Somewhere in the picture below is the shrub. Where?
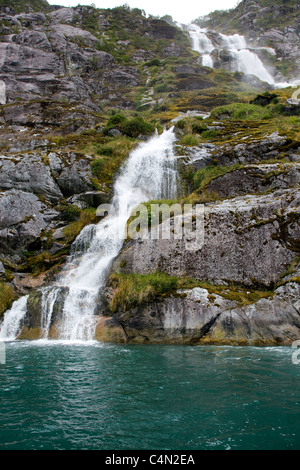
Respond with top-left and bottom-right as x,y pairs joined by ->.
60,205 -> 81,222
145,58 -> 162,67
106,113 -> 127,128
193,164 -> 242,190
250,92 -> 279,107
155,83 -> 168,93
123,117 -> 155,138
192,123 -> 208,134
175,119 -> 185,130
91,158 -> 106,177
210,103 -> 273,121
63,208 -> 98,243
94,146 -> 113,156
108,272 -> 178,312
201,129 -> 220,139
181,135 -> 198,146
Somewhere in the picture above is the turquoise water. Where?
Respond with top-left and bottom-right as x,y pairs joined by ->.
0,341 -> 299,450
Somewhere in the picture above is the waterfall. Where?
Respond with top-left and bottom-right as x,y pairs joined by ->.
0,128 -> 178,342
219,33 -> 275,84
188,24 -> 276,85
188,25 -> 214,68
0,296 -> 29,341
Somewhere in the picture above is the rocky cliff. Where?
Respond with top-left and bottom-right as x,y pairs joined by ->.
0,0 -> 299,345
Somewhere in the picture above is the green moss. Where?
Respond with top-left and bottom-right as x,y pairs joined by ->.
0,282 -> 15,317
193,164 -> 242,191
63,208 -> 98,244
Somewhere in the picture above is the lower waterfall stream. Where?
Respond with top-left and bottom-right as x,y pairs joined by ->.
0,128 -> 178,342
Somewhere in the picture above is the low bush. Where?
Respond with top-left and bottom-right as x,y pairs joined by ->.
145,58 -> 162,67
108,272 -> 178,312
123,117 -> 155,138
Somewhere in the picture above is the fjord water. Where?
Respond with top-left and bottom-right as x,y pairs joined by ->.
1,342 -> 300,450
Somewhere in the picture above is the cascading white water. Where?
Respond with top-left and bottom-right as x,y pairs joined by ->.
188,24 -> 214,68
188,24 -> 276,85
0,296 -> 29,341
0,128 -> 178,342
219,33 -> 275,85
57,128 -> 178,341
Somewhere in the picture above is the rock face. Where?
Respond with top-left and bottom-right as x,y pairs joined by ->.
114,189 -> 299,288
0,189 -> 58,258
95,278 -> 300,346
96,163 -> 300,346
207,163 -> 300,198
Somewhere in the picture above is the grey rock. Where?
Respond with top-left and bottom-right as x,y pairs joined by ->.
52,228 -> 66,241
49,8 -> 75,24
205,283 -> 300,346
11,31 -> 52,52
289,154 -> 300,162
14,13 -> 47,26
0,43 -> 64,75
99,278 -> 300,345
0,261 -> 5,275
67,191 -> 111,209
50,24 -> 99,47
163,43 -> 182,57
115,189 -> 300,288
49,152 -> 95,196
0,153 -> 63,201
0,189 -> 58,256
207,163 -> 300,198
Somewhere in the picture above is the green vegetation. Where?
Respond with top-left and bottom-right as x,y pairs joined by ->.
63,208 -> 98,244
89,136 -> 138,185
108,272 -> 178,312
210,103 -> 274,121
0,0 -> 51,13
0,282 -> 14,317
108,272 -> 275,312
198,0 -> 300,33
59,205 -> 81,222
145,59 -> 162,67
103,113 -> 155,138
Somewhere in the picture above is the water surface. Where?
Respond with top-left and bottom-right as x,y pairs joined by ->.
0,342 -> 299,450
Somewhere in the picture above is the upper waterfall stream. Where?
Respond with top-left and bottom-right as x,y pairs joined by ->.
0,128 -> 178,342
187,24 -> 288,87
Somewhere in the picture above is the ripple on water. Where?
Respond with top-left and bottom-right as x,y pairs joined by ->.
0,342 -> 299,450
